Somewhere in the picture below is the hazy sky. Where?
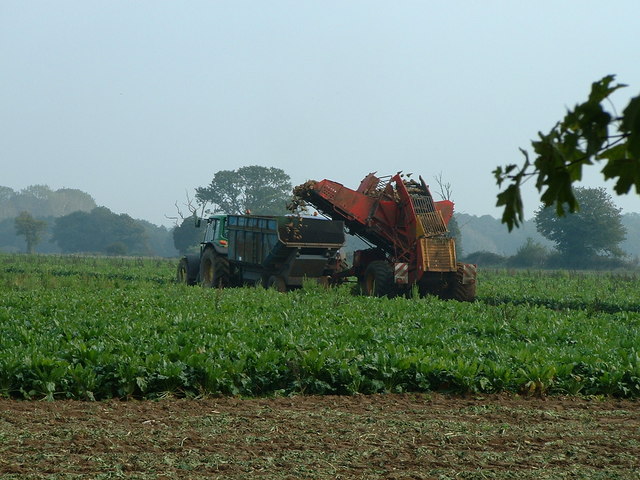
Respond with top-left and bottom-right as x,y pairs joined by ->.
2,1 -> 639,227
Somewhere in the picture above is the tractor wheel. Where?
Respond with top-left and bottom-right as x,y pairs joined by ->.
266,275 -> 287,292
360,261 -> 394,297
199,248 -> 229,288
451,263 -> 477,302
176,255 -> 199,285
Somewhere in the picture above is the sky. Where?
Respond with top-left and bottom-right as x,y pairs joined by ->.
2,1 -> 640,227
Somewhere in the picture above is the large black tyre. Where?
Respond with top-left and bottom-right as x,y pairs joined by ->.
176,254 -> 200,285
266,275 -> 287,292
360,261 -> 394,297
199,248 -> 230,288
451,263 -> 477,302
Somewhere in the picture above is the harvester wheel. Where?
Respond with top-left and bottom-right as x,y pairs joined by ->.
266,275 -> 287,292
452,263 -> 477,302
361,261 -> 394,298
176,255 -> 200,285
199,248 -> 229,288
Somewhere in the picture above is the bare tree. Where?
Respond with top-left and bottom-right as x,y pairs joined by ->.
433,172 -> 453,201
166,191 -> 208,227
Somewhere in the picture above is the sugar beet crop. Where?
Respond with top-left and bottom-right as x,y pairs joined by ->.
1,254 -> 639,400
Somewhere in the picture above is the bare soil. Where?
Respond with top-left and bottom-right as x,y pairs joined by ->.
1,393 -> 639,479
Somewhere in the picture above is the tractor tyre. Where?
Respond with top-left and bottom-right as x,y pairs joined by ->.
360,261 -> 394,298
176,254 -> 200,285
266,275 -> 287,292
199,248 -> 230,288
451,263 -> 477,302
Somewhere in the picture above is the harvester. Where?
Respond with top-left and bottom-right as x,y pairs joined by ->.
292,172 -> 477,301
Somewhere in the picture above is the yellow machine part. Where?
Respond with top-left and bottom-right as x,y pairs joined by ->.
420,237 -> 457,272
411,194 -> 449,239
415,210 -> 449,238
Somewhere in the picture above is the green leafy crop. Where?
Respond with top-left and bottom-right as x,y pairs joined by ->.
1,255 -> 639,400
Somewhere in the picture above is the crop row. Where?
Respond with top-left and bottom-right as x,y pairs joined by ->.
1,254 -> 639,399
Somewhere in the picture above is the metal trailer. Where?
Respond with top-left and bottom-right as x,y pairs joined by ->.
177,214 -> 345,291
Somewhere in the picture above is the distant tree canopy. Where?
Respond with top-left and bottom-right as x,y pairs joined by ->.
51,207 -> 148,255
534,187 -> 626,265
506,238 -> 549,268
137,220 -> 180,258
463,250 -> 507,267
495,75 -> 640,230
14,211 -> 47,254
195,166 -> 293,215
173,216 -> 202,254
0,185 -> 96,221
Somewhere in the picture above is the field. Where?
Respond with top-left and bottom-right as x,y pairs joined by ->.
1,254 -> 639,478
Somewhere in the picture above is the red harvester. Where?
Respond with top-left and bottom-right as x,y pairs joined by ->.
294,172 -> 477,301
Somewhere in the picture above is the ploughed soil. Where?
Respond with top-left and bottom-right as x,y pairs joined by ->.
1,393 -> 638,479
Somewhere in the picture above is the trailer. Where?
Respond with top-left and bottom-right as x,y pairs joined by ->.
177,214 -> 345,291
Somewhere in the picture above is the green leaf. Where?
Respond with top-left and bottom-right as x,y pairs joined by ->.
587,75 -> 625,104
496,185 -> 523,231
622,95 -> 640,158
602,157 -> 640,195
598,143 -> 626,162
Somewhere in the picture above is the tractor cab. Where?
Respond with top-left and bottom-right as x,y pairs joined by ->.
201,215 -> 229,254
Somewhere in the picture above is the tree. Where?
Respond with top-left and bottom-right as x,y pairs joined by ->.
52,207 -> 148,254
463,250 -> 506,266
137,220 -> 180,257
195,166 -> 293,215
0,186 -> 17,221
13,185 -> 54,217
14,211 -> 47,254
0,184 -> 97,221
534,187 -> 626,266
172,216 -> 202,254
507,238 -> 549,268
495,75 -> 640,230
48,188 -> 97,217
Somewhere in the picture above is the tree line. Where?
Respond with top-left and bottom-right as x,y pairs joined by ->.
0,186 -> 176,256
465,188 -> 637,270
2,172 -> 636,270
0,185 -> 96,221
